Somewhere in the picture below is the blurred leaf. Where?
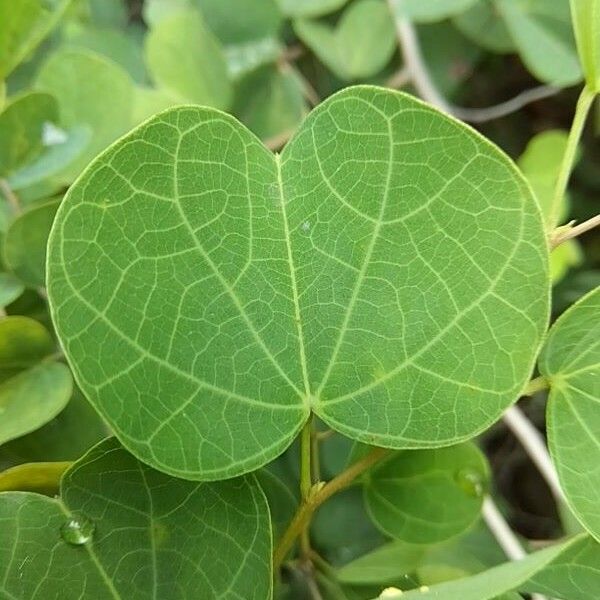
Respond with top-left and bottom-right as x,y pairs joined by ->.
226,37 -> 281,79
337,541 -> 426,584
391,0 -> 480,23
86,0 -> 128,28
496,0 -> 582,85
0,0 -> 72,78
0,273 -> 24,308
294,0 -> 396,80
539,286 -> 600,541
550,239 -> 582,284
4,199 -> 59,287
132,86 -> 180,124
0,316 -> 54,381
553,268 -> 600,314
278,0 -> 349,18
256,468 -> 297,542
62,23 -> 148,83
0,461 -> 70,494
142,0 -> 191,26
233,65 -> 307,141
0,92 -> 59,178
364,444 -> 489,544
0,361 -> 72,445
0,390 -> 107,469
453,0 -> 515,53
570,0 -> 600,92
35,48 -> 134,179
145,9 -> 232,109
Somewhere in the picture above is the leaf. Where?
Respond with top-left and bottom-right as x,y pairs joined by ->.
277,0 -> 349,18
538,286 -> 600,542
0,438 -> 272,599
364,444 -> 489,544
0,461 -> 70,494
496,0 -> 582,85
0,272 -> 24,308
132,86 -> 180,125
294,0 -> 397,81
570,0 -> 600,92
453,0 -> 516,53
390,0 -> 480,23
47,86 -> 549,480
0,316 -> 54,381
256,468 -> 297,542
4,199 -> 60,288
550,239 -> 582,285
382,535 -> 587,599
232,65 -> 307,141
0,0 -> 72,78
145,9 -> 232,109
0,91 -> 59,177
35,48 -> 134,180
0,361 -> 72,445
226,38 -> 282,80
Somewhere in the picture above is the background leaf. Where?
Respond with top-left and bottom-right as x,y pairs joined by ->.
391,0 -> 480,23
570,0 -> 600,92
277,0 -> 349,18
0,438 -> 272,599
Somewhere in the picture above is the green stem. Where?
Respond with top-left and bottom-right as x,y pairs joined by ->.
523,376 -> 548,396
300,416 -> 313,501
549,85 -> 595,229
273,446 -> 390,569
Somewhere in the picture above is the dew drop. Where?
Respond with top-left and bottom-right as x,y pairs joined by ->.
301,221 -> 311,232
60,514 -> 95,545
454,467 -> 486,498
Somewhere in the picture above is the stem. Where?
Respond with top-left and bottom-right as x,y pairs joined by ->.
273,446 -> 390,569
523,376 -> 548,396
549,85 -> 595,229
0,179 -> 21,214
300,417 -> 313,501
551,213 -> 600,248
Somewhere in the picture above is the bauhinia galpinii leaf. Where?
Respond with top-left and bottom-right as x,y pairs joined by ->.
47,86 -> 549,481
0,438 -> 272,599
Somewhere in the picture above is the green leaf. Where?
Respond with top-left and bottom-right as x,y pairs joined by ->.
35,48 -> 134,180
550,239 -> 582,285
496,0 -> 582,85
0,438 -> 272,599
0,361 -> 72,445
233,65 -> 307,141
382,535 -> 587,599
277,0 -> 348,18
47,86 -> 549,480
256,468 -> 297,542
142,0 -> 191,26
0,0 -> 72,78
0,461 -> 70,494
453,0 -> 516,53
4,199 -> 60,287
294,0 -> 397,81
570,0 -> 600,92
145,9 -> 232,109
0,272 -> 24,308
390,0 -> 480,23
132,86 -> 180,125
337,541 -> 426,584
0,316 -> 54,381
364,444 -> 489,544
538,286 -> 600,541
0,91 -> 59,177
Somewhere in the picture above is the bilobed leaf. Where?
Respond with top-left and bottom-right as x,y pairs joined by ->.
453,0 -> 515,53
294,0 -> 397,81
0,0 -> 72,78
390,0 -> 480,23
35,48 -> 134,180
277,0 -> 348,18
4,199 -> 60,287
0,91 -> 59,177
570,0 -> 600,92
47,86 -> 548,480
383,535 -> 590,599
0,272 -> 24,308
539,286 -> 600,542
0,438 -> 272,599
0,361 -> 72,445
364,444 -> 489,544
145,9 -> 232,109
496,0 -> 582,85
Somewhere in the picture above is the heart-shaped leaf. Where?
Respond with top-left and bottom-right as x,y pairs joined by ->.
47,86 -> 548,480
0,438 -> 272,599
364,443 -> 489,544
539,285 -> 600,542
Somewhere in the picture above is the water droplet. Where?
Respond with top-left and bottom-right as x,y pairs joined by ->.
301,221 -> 310,232
60,514 -> 95,545
455,467 -> 486,498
